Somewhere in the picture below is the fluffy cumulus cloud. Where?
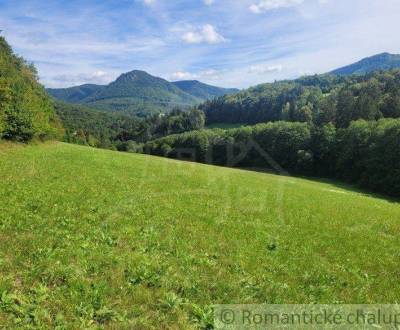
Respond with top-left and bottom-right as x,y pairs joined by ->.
249,0 -> 304,13
182,24 -> 226,44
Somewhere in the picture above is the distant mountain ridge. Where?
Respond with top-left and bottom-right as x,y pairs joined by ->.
172,80 -> 238,99
47,70 -> 238,117
47,84 -> 104,104
330,52 -> 400,75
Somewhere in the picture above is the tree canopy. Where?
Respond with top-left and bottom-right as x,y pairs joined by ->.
200,71 -> 400,128
0,37 -> 60,142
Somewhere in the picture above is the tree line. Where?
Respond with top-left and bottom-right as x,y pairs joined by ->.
0,36 -> 60,142
56,101 -> 205,151
144,119 -> 400,196
200,71 -> 400,128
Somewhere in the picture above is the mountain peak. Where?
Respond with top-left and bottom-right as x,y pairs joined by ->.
331,52 -> 400,75
47,69 -> 238,116
372,52 -> 391,57
116,70 -> 153,82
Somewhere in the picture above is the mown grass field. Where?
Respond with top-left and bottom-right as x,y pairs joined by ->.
0,142 -> 399,329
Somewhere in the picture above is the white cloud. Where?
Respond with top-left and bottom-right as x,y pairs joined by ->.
203,0 -> 215,5
170,71 -> 195,80
248,64 -> 283,74
170,69 -> 220,81
182,24 -> 226,44
2,0 -> 400,90
91,70 -> 108,79
143,0 -> 155,6
249,0 -> 304,14
200,69 -> 220,79
50,70 -> 115,87
182,32 -> 203,44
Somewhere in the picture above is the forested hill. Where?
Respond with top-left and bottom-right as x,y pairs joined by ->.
0,36 -> 59,142
172,80 -> 239,99
47,71 -> 237,117
55,101 -> 205,150
47,84 -> 104,103
331,53 -> 400,75
201,70 -> 400,128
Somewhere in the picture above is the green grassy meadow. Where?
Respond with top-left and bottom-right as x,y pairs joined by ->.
0,142 -> 400,329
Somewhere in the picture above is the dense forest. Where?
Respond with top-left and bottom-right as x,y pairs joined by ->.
0,37 -> 59,142
144,119 -> 400,196
56,101 -> 205,151
200,70 -> 400,128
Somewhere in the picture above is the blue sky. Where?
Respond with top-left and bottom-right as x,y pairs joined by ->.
1,0 -> 399,88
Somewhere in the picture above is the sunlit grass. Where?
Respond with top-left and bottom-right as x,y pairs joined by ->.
0,142 -> 399,328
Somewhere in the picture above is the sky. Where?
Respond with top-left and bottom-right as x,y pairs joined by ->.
0,0 -> 399,89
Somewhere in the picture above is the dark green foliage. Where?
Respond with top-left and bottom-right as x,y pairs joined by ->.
56,102 -> 205,150
331,53 -> 400,75
310,124 -> 336,176
336,119 -> 400,195
315,94 -> 337,125
336,89 -> 355,128
145,119 -> 400,196
145,121 -> 311,172
55,101 -> 143,149
200,75 -> 343,126
336,120 -> 376,182
0,36 -> 59,142
201,70 -> 400,129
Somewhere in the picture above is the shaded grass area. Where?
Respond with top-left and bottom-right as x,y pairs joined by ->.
0,142 -> 400,328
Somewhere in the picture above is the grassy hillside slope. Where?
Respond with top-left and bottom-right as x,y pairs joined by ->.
0,143 -> 399,328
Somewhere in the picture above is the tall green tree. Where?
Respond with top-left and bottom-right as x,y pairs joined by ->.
0,36 -> 59,142
336,89 -> 355,128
